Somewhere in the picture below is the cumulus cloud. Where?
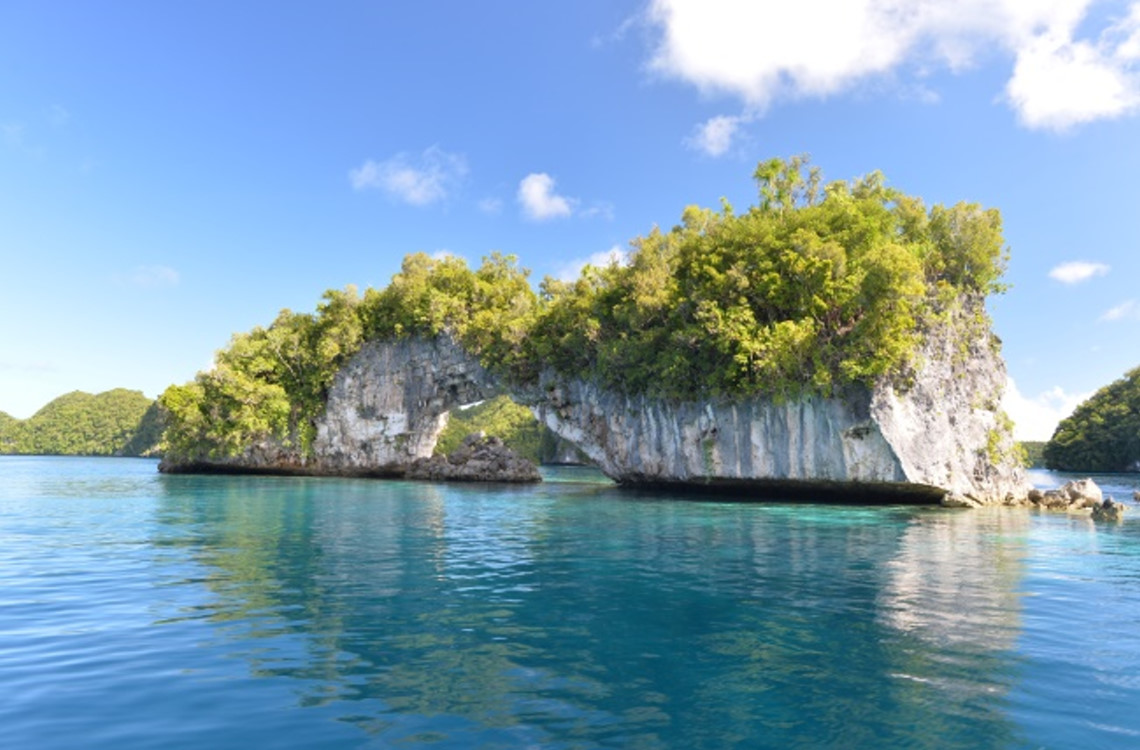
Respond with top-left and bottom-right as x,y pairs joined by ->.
1002,376 -> 1090,441
1048,260 -> 1110,283
518,173 -> 576,220
555,245 -> 630,282
686,114 -> 746,156
349,146 -> 468,206
119,265 -> 180,289
646,0 -> 1140,132
1099,298 -> 1139,321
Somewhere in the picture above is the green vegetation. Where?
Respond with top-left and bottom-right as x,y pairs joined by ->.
1044,366 -> 1140,472
435,396 -> 545,462
160,157 -> 1010,462
434,395 -> 589,464
984,411 -> 1027,468
0,389 -> 161,456
1019,441 -> 1046,468
0,411 -> 19,453
531,156 -> 1006,400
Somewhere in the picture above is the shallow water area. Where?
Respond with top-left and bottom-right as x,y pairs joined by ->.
3,456 -> 1140,748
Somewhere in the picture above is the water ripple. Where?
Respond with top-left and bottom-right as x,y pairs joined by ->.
4,459 -> 1140,747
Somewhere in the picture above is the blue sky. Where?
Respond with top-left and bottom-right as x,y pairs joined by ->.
2,0 -> 1139,439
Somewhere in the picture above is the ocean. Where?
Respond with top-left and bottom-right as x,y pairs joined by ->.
2,456 -> 1139,748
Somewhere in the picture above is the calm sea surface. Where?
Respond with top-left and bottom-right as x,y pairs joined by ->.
3,457 -> 1140,749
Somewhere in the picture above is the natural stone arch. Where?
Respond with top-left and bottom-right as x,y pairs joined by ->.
313,337 -> 504,475
236,327 -> 1027,504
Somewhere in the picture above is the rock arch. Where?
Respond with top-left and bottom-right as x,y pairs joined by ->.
174,333 -> 1028,504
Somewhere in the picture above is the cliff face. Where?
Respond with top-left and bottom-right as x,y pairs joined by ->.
160,337 -> 499,476
163,311 -> 1028,504
518,308 -> 1027,504
313,337 -> 498,473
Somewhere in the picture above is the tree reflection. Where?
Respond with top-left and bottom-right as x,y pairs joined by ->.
154,477 -> 1026,748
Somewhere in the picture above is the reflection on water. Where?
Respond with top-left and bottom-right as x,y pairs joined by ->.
147,477 -> 1031,748
4,459 -> 1140,748
880,509 -> 1028,648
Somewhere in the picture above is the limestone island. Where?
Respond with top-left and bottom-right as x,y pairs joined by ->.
159,158 -> 1036,507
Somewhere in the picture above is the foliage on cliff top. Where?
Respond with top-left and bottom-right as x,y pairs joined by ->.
1044,366 -> 1140,472
159,157 -> 1009,460
160,253 -> 537,461
530,156 -> 1007,399
0,389 -> 161,456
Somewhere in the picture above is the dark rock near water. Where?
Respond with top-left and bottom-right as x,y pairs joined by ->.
406,433 -> 541,483
1024,478 -> 1124,521
1092,497 -> 1126,522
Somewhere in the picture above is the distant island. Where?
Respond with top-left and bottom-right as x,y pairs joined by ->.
1045,366 -> 1140,472
0,389 -> 163,457
155,157 -> 1030,505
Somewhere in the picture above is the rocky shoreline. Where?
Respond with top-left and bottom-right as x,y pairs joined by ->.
406,433 -> 541,483
944,477 -> 1127,520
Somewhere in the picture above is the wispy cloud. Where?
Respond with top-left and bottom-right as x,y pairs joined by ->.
646,0 -> 1140,133
1048,260 -> 1110,284
47,104 -> 70,129
555,245 -> 630,282
1002,376 -> 1091,441
1099,298 -> 1139,321
518,173 -> 576,220
0,359 -> 56,374
349,146 -> 468,206
117,265 -> 180,289
685,114 -> 747,157
478,197 -> 503,215
581,201 -> 616,221
2,123 -> 26,149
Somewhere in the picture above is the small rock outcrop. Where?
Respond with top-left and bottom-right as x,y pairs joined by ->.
1092,498 -> 1127,522
406,433 -> 541,483
1024,479 -> 1124,520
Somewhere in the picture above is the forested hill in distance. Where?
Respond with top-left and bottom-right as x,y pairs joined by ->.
0,389 -> 163,457
1045,365 -> 1140,473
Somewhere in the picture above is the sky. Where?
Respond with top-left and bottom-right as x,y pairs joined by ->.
2,0 -> 1139,440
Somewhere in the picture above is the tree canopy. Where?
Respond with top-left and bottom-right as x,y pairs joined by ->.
1044,366 -> 1140,472
160,158 -> 1011,462
0,389 -> 161,456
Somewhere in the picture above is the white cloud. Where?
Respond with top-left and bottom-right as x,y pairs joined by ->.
686,114 -> 745,156
349,146 -> 468,206
555,245 -> 630,282
646,0 -> 1140,131
518,173 -> 576,220
119,265 -> 180,289
1048,260 -> 1110,283
1099,298 -> 1139,321
1002,376 -> 1090,441
478,197 -> 503,214
1007,32 -> 1138,130
581,201 -> 616,221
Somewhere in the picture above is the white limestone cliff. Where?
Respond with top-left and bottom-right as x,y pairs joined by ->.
162,307 -> 1030,504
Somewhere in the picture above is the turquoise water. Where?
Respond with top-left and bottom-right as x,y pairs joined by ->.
3,457 -> 1140,748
